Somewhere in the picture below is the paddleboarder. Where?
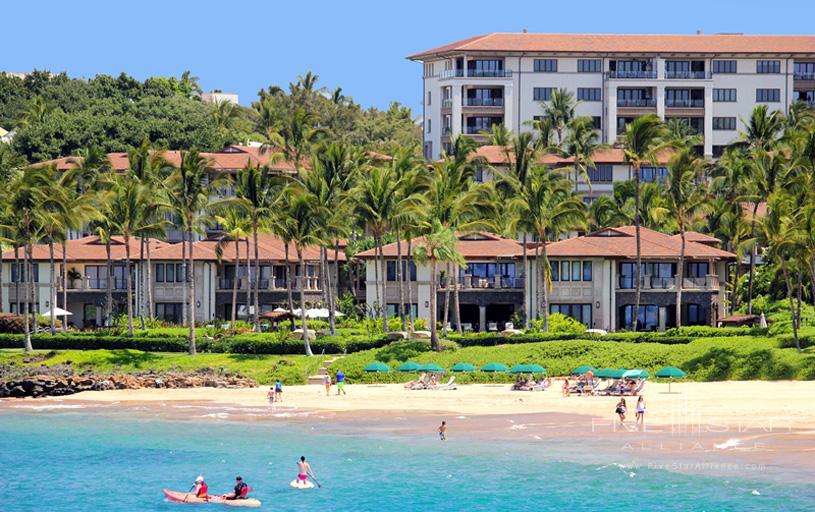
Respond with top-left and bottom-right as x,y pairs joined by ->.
297,456 -> 316,486
439,421 -> 447,441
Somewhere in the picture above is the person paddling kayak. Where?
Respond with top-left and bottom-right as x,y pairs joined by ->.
223,476 -> 250,500
188,475 -> 208,500
297,456 -> 316,485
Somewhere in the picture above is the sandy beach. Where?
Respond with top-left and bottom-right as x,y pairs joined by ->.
42,380 -> 815,431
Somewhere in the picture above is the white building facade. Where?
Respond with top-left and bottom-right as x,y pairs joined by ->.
410,33 -> 815,160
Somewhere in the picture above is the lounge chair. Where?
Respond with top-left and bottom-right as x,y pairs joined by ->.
598,379 -> 619,396
625,379 -> 646,396
431,376 -> 457,391
404,373 -> 428,390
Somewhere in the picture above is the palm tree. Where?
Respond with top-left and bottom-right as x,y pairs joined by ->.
0,143 -> 25,181
214,210 -> 252,332
413,220 -> 465,350
36,167 -> 70,335
540,88 -> 577,145
663,149 -> 709,328
507,166 -> 586,330
232,164 -> 286,330
620,114 -> 669,331
262,107 -> 324,177
164,150 -> 221,354
483,123 -> 512,146
739,105 -> 785,151
561,115 -> 607,191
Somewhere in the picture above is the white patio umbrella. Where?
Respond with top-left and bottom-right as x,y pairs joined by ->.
43,307 -> 72,317
292,308 -> 345,319
759,313 -> 767,328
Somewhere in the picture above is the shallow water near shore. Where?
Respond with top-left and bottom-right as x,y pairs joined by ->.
1,407 -> 814,511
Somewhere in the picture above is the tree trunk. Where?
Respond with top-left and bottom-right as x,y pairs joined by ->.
181,229 -> 187,327
429,257 -> 439,350
245,239 -> 251,323
442,263 -> 450,336
809,255 -> 815,308
372,238 -> 381,322
676,227 -> 686,330
795,269 -> 803,331
146,240 -> 154,320
541,239 -> 550,332
406,238 -> 415,331
0,243 -> 4,313
188,227 -> 196,355
298,247 -> 313,356
48,240 -> 56,335
284,242 -> 295,330
453,264 -> 462,333
138,238 -> 145,329
231,239 -> 239,331
22,241 -> 32,352
534,237 -> 541,320
379,242 -> 388,332
14,247 -> 19,318
125,236 -> 134,337
323,246 -> 336,335
61,235 -> 68,330
746,203 -> 759,315
780,260 -> 799,350
633,162 -> 642,332
522,233 -> 530,329
105,239 -> 112,327
253,222 -> 260,331
330,240 -> 340,335
395,227 -> 406,331
28,241 -> 37,334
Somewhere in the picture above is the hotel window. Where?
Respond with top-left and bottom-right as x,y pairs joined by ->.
550,303 -> 593,327
640,166 -> 669,183
712,60 -> 737,74
386,261 -> 417,282
426,119 -> 431,133
756,88 -> 780,102
577,87 -> 601,101
712,145 -> 727,158
423,63 -> 434,77
10,263 -> 39,283
583,262 -> 592,281
560,261 -> 571,281
155,303 -> 183,324
551,261 -> 592,282
533,59 -> 558,73
467,59 -> 504,77
587,164 -> 613,183
686,262 -> 709,278
591,116 -> 602,130
794,62 -> 815,79
713,88 -> 737,102
386,304 -> 418,318
620,305 -> 659,331
156,263 -> 185,283
577,59 -> 601,73
756,60 -> 780,74
713,117 -> 736,131
533,87 -> 553,101
427,91 -> 431,105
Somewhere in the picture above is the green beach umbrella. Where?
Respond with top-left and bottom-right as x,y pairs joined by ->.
450,362 -> 476,373
510,364 -> 546,374
655,366 -> 687,393
364,362 -> 392,373
397,361 -> 421,372
571,365 -> 596,376
595,368 -> 626,379
480,362 -> 509,373
418,363 -> 445,373
622,369 -> 649,379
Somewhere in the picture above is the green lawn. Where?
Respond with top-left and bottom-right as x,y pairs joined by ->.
328,336 -> 815,383
0,349 -> 325,385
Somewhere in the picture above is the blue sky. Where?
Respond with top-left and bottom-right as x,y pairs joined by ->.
2,0 -> 812,115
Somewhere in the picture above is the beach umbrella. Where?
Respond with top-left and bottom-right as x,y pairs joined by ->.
595,368 -> 626,379
759,313 -> 767,328
450,362 -> 476,372
571,365 -> 595,376
655,366 -> 687,393
510,364 -> 546,374
43,307 -> 72,317
397,361 -> 421,372
364,362 -> 391,373
418,363 -> 444,373
480,362 -> 509,373
622,369 -> 649,379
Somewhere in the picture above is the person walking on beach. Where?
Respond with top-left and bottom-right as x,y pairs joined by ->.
274,380 -> 283,402
615,398 -> 627,425
438,421 -> 447,441
562,378 -> 571,396
335,370 -> 346,395
636,395 -> 646,427
323,374 -> 331,396
297,456 -> 316,485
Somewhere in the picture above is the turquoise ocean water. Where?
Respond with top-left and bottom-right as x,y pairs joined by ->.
1,408 -> 813,511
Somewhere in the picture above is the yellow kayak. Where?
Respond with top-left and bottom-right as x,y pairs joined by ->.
163,489 -> 262,508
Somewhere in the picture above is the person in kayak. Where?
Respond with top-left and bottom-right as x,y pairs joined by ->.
192,476 -> 208,499
223,476 -> 250,500
297,456 -> 315,485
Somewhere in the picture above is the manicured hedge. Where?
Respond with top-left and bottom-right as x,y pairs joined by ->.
446,331 -> 694,346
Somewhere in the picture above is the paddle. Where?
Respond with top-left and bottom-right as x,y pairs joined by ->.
309,476 -> 322,488
182,484 -> 195,503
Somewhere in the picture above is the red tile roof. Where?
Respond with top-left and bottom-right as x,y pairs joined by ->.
150,234 -> 340,263
409,33 -> 815,60
544,226 -> 735,260
472,145 -> 672,166
356,233 -> 524,260
671,231 -> 721,245
1,236 -> 168,263
36,145 -> 299,175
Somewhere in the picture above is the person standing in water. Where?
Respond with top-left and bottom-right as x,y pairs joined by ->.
297,456 -> 316,485
438,421 -> 447,440
615,398 -> 627,426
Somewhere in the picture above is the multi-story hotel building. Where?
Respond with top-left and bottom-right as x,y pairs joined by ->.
410,33 -> 815,160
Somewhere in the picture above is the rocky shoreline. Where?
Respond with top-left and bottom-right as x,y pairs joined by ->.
0,363 -> 258,398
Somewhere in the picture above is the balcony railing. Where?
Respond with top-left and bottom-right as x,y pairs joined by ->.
463,97 -> 504,107
66,277 -> 128,291
463,126 -> 492,135
794,73 -> 815,80
665,71 -> 711,79
441,98 -> 453,109
439,69 -> 512,79
666,99 -> 705,108
439,275 -> 524,290
617,275 -> 719,290
617,98 -> 656,107
607,70 -> 657,79
217,277 -> 294,291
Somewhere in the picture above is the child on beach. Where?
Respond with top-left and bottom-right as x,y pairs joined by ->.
323,374 -> 331,396
562,378 -> 570,396
636,395 -> 646,427
267,387 -> 276,404
615,398 -> 627,425
439,421 -> 447,441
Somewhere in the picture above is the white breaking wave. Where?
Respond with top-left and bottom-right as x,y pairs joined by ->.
714,438 -> 742,450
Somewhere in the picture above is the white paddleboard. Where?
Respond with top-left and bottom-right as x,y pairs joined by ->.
290,479 -> 315,490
